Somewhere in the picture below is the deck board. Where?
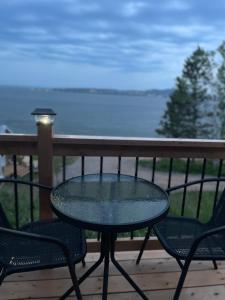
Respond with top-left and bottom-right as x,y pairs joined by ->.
2,250 -> 225,300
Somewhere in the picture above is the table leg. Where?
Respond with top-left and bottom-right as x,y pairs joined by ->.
110,234 -> 149,300
60,233 -> 148,300
60,235 -> 106,300
102,234 -> 110,300
79,234 -> 106,284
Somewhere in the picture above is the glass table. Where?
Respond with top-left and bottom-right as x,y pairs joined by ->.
51,173 -> 169,300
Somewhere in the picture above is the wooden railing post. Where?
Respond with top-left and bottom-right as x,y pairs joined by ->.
32,108 -> 56,220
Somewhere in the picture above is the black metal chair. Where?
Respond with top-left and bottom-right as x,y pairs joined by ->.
0,178 -> 87,300
137,177 -> 225,300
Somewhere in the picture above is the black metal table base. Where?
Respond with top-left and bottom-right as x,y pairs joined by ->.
60,233 -> 148,300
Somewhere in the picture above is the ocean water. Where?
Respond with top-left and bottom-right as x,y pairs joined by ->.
0,87 -> 168,137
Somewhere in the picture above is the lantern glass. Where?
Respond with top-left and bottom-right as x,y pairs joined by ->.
32,108 -> 56,125
34,114 -> 54,125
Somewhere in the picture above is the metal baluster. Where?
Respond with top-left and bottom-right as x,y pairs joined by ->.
118,156 -> 121,175
81,156 -> 85,176
196,158 -> 206,219
213,159 -> 223,212
100,156 -> 103,175
97,156 -> 104,241
13,155 -> 19,229
152,157 -> 156,183
62,156 -> 66,182
29,155 -> 34,222
181,158 -> 190,216
167,158 -> 174,193
135,157 -> 139,178
131,157 -> 139,240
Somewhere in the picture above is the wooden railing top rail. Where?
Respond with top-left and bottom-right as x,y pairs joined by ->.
0,134 -> 37,155
54,134 -> 225,146
53,135 -> 225,158
1,133 -> 225,158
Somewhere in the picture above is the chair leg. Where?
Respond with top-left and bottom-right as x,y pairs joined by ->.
212,260 -> 218,270
0,267 -> 6,286
0,276 -> 4,286
67,262 -> 82,300
81,258 -> 86,267
173,258 -> 192,300
136,227 -> 151,264
131,231 -> 134,239
176,258 -> 184,269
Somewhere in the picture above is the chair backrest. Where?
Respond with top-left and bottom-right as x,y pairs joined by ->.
212,188 -> 225,226
0,203 -> 11,228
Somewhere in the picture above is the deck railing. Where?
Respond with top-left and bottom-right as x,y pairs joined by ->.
1,113 -> 225,251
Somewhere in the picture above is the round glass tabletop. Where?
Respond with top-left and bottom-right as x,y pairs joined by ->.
51,174 -> 169,232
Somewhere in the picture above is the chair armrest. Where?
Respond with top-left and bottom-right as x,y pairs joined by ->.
0,178 -> 51,191
0,226 -> 70,258
193,225 -> 225,248
166,177 -> 225,193
184,225 -> 225,261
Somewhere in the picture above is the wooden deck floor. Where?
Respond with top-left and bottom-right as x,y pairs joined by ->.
2,250 -> 225,300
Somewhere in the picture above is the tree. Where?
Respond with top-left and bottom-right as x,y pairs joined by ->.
156,77 -> 194,137
157,47 -> 215,138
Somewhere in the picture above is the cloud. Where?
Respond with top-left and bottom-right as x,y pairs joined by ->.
152,24 -> 215,38
15,13 -> 39,22
163,0 -> 191,11
122,1 -> 147,17
0,0 -> 225,88
65,1 -> 101,14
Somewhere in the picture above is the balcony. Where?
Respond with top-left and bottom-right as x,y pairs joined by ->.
1,114 -> 225,299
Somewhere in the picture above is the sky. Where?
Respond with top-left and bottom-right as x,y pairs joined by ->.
0,0 -> 225,90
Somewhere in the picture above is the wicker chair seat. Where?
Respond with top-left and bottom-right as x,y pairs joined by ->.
154,216 -> 225,260
0,219 -> 86,274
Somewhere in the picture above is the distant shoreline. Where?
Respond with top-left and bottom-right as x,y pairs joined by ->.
53,87 -> 172,97
0,85 -> 172,97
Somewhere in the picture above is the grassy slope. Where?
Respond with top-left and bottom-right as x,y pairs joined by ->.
139,158 -> 225,176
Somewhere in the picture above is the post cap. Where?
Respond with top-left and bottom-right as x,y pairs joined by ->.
31,108 -> 56,116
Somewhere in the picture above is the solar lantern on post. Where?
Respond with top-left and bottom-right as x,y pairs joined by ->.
32,108 -> 56,219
